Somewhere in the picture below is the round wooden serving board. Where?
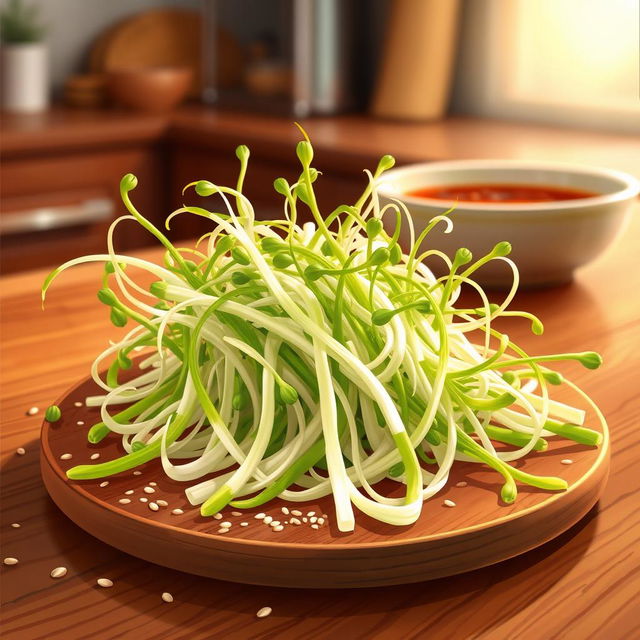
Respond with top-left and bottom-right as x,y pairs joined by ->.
41,373 -> 609,589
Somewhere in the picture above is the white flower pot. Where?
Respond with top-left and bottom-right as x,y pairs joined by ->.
1,43 -> 49,112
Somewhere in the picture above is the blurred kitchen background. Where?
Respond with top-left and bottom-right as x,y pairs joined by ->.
1,0 -> 638,273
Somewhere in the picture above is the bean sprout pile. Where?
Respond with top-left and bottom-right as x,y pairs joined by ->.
43,133 -> 605,532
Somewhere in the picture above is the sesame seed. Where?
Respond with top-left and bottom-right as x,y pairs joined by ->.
561,459 -> 574,465
139,498 -> 148,503
309,516 -> 317,524
133,471 -> 142,476
322,514 -> 328,519
269,521 -> 281,527
60,453 -> 73,460
455,481 -> 468,488
99,481 -> 109,488
27,407 -> 39,416
231,511 -> 242,517
90,453 -> 100,460
74,401 -> 83,407
302,517 -> 308,523
220,521 -> 232,528
156,500 -> 168,507
3,557 -> 18,565
97,578 -> 113,588
290,509 -> 302,517
124,490 -> 134,495
50,567 -> 67,579
16,448 -> 25,456
307,511 -> 315,517
118,498 -> 131,505
11,523 -> 20,528
443,499 -> 456,507
218,527 -> 230,534
311,524 -> 319,530
317,517 -> 325,526
256,606 -> 272,619
143,486 -> 155,494
254,512 -> 266,520
290,517 -> 301,525
171,509 -> 184,515
77,421 -> 85,426
148,502 -> 159,511
281,507 -> 289,515
214,513 -> 223,520
263,516 -> 273,524
272,525 -> 284,532
240,522 -> 249,527
149,482 -> 157,487
162,592 -> 174,603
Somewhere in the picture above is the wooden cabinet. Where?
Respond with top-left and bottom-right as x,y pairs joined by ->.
1,146 -> 166,273
0,109 -> 168,274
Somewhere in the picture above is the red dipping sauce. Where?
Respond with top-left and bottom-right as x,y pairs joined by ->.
407,183 -> 598,203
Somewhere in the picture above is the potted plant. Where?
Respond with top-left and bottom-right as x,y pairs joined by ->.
1,0 -> 48,112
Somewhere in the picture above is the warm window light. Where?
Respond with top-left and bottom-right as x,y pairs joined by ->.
510,0 -> 638,111
453,0 -> 640,132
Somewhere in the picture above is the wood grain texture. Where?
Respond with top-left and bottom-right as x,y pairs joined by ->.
1,223 -> 639,634
39,371 -> 609,588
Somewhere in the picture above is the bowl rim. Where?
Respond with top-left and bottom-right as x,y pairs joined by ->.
377,159 -> 640,212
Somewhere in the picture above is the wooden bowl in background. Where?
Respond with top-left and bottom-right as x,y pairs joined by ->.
106,67 -> 193,113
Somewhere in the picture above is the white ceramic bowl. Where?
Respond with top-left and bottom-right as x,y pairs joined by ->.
378,159 -> 639,287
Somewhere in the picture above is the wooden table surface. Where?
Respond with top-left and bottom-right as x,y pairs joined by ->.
1,210 -> 639,639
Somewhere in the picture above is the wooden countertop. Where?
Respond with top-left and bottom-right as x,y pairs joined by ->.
0,108 -> 169,157
3,104 -> 640,178
1,208 -> 638,638
171,106 -> 640,177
